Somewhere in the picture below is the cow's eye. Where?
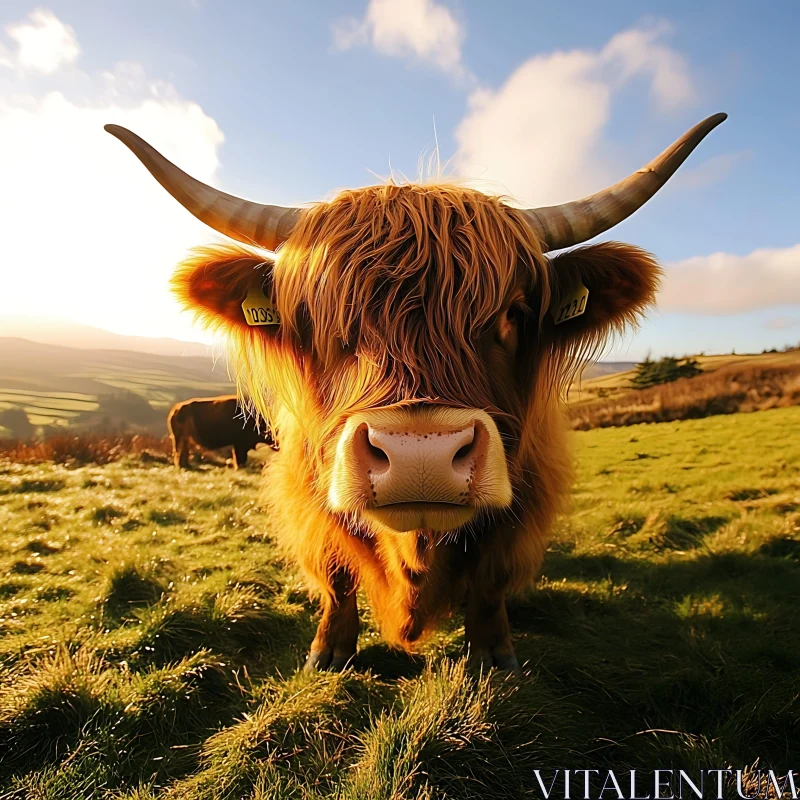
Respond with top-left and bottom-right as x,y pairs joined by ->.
505,303 -> 523,324
497,302 -> 525,348
504,302 -> 529,331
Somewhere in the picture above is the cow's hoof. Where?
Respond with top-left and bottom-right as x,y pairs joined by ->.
469,647 -> 521,675
493,650 -> 521,674
304,648 -> 356,672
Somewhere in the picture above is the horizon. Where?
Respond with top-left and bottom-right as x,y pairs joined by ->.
1,1 -> 798,360
2,314 -> 795,365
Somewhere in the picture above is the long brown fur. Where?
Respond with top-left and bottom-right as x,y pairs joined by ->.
171,181 -> 661,652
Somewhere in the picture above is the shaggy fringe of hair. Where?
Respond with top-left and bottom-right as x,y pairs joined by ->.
275,182 -> 551,410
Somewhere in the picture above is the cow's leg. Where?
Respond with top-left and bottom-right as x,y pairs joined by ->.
176,438 -> 191,469
168,413 -> 182,469
232,445 -> 248,469
464,581 -> 520,674
305,570 -> 359,672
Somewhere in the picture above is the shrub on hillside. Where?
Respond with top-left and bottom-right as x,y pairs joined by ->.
0,408 -> 35,441
630,356 -> 703,389
96,392 -> 161,426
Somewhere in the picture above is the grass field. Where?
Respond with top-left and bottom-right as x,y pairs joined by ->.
0,408 -> 798,798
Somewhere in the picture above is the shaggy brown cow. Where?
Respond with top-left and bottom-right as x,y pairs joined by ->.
107,113 -> 725,671
167,395 -> 273,469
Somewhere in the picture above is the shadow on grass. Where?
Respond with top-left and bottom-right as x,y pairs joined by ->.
504,539 -> 800,766
356,644 -> 428,681
9,479 -> 66,494
0,650 -> 237,791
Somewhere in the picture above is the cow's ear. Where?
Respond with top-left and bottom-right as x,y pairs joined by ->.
171,244 -> 276,334
546,242 -> 661,347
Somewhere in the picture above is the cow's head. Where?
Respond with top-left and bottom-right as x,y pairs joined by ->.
106,114 -> 725,534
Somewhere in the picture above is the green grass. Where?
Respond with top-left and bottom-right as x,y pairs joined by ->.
0,407 -> 798,797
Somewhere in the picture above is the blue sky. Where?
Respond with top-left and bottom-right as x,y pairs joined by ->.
1,0 -> 798,359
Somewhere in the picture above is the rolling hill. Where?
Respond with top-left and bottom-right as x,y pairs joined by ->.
569,348 -> 800,406
0,337 -> 233,437
0,317 -> 213,358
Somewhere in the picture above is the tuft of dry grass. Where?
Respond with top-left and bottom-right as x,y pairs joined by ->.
570,362 -> 800,430
0,433 -> 173,465
102,560 -> 167,620
340,661 -> 513,800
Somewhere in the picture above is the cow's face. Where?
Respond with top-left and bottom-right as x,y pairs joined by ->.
172,185 -> 660,534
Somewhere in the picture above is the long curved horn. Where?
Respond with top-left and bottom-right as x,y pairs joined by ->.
524,113 -> 727,252
104,124 -> 301,251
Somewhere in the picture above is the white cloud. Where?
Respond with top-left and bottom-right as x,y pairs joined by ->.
3,9 -> 80,74
659,244 -> 800,314
0,10 -> 224,343
455,51 -> 612,205
765,317 -> 799,331
333,0 -> 470,80
601,22 -> 696,112
454,22 -> 698,206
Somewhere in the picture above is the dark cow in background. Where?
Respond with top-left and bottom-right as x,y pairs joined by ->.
167,395 -> 273,469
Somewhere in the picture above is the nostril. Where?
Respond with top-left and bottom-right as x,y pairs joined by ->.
451,426 -> 477,466
366,436 -> 390,466
454,442 -> 473,461
352,424 -> 391,473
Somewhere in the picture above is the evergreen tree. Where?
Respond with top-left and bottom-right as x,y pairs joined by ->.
630,356 -> 703,389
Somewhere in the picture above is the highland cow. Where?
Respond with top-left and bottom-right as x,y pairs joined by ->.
106,113 -> 726,671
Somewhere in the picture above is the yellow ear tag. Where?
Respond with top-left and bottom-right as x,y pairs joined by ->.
552,281 -> 589,325
241,284 -> 281,327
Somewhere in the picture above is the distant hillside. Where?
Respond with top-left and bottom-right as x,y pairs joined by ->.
0,316 -> 212,358
570,353 -> 800,429
579,361 -> 637,381
0,337 -> 233,438
570,349 -> 800,407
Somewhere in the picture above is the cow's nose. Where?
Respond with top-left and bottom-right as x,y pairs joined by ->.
351,420 -> 486,506
329,406 -> 512,529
